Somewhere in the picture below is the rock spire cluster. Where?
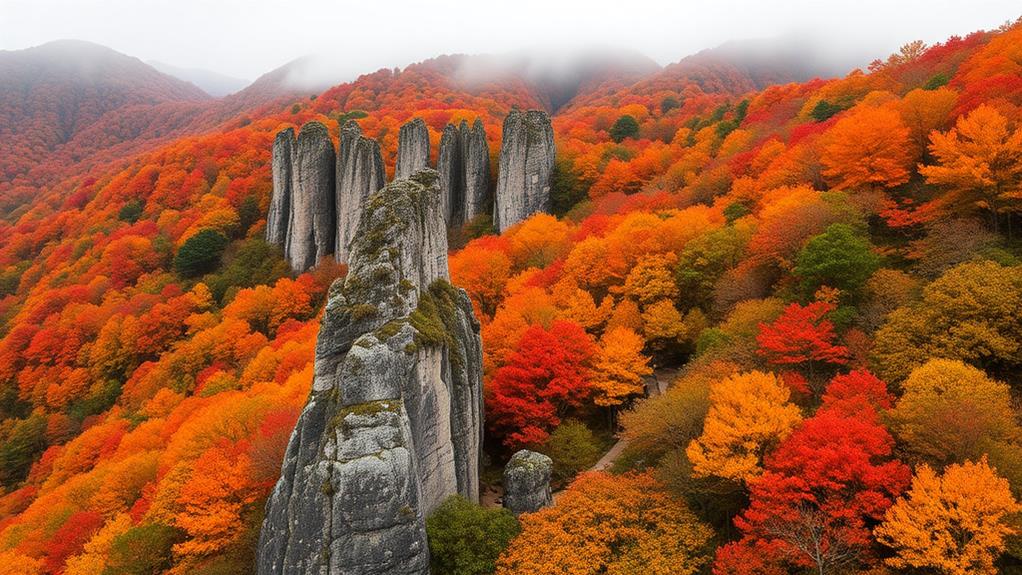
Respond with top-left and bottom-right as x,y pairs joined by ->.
267,111 -> 555,272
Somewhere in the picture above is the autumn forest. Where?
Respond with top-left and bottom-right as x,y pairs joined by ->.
3,10 -> 1022,575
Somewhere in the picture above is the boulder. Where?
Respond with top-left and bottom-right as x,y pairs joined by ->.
502,450 -> 553,516
258,169 -> 484,575
493,109 -> 555,232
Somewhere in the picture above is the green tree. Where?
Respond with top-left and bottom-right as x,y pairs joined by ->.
538,420 -> 602,485
794,223 -> 880,298
426,496 -> 520,575
610,115 -> 640,143
117,199 -> 144,223
174,229 -> 229,278
0,412 -> 47,487
810,100 -> 844,122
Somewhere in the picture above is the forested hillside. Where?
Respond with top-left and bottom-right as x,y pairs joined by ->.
1,18 -> 1022,574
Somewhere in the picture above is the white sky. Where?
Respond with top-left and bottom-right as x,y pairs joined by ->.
1,0 -> 1019,82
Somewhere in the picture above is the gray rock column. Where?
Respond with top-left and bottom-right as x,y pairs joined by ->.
462,118 -> 492,224
266,128 -> 295,248
285,121 -> 335,273
394,118 -> 430,181
335,120 -> 385,263
437,119 -> 491,227
493,109 -> 555,232
502,450 -> 553,516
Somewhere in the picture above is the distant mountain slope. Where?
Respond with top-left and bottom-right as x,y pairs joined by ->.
149,60 -> 250,97
562,36 -> 861,111
0,40 -> 209,171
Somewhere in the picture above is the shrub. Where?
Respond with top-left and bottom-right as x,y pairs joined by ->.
426,496 -> 520,575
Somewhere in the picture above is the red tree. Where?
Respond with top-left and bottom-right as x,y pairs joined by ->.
714,376 -> 910,574
757,302 -> 850,381
486,320 -> 595,448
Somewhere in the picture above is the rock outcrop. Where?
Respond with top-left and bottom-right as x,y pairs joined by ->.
502,450 -> 553,516
394,118 -> 430,181
437,119 -> 491,227
266,128 -> 295,248
493,109 -> 555,232
284,121 -> 336,273
335,120 -> 385,263
258,169 -> 484,575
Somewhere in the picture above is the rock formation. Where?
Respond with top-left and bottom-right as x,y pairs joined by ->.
394,118 -> 430,181
502,450 -> 553,516
493,109 -> 555,232
437,119 -> 491,227
266,128 -> 294,248
258,169 -> 484,575
284,121 -> 336,273
335,120 -> 385,263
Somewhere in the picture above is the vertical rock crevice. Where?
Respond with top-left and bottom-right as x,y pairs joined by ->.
493,109 -> 555,232
258,169 -> 484,575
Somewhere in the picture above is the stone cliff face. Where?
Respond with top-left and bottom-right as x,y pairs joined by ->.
493,109 -> 555,232
266,128 -> 295,248
394,118 -> 430,181
285,122 -> 336,273
437,119 -> 491,227
335,121 -> 385,264
258,169 -> 484,575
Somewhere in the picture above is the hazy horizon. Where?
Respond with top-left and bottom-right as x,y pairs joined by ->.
1,0 -> 1020,86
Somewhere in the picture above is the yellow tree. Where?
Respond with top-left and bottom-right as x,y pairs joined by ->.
821,105 -> 915,190
686,371 -> 802,483
920,104 -> 1022,232
875,459 -> 1021,575
590,327 -> 652,407
495,472 -> 712,575
623,253 -> 679,306
641,299 -> 685,348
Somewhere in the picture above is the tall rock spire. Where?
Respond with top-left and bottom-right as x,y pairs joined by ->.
462,118 -> 492,224
493,109 -> 555,232
335,120 -> 385,263
266,127 -> 295,248
437,118 -> 491,227
258,169 -> 484,575
394,118 -> 430,181
284,121 -> 335,272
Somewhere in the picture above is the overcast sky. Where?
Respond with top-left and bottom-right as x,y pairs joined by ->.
1,0 -> 1019,82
